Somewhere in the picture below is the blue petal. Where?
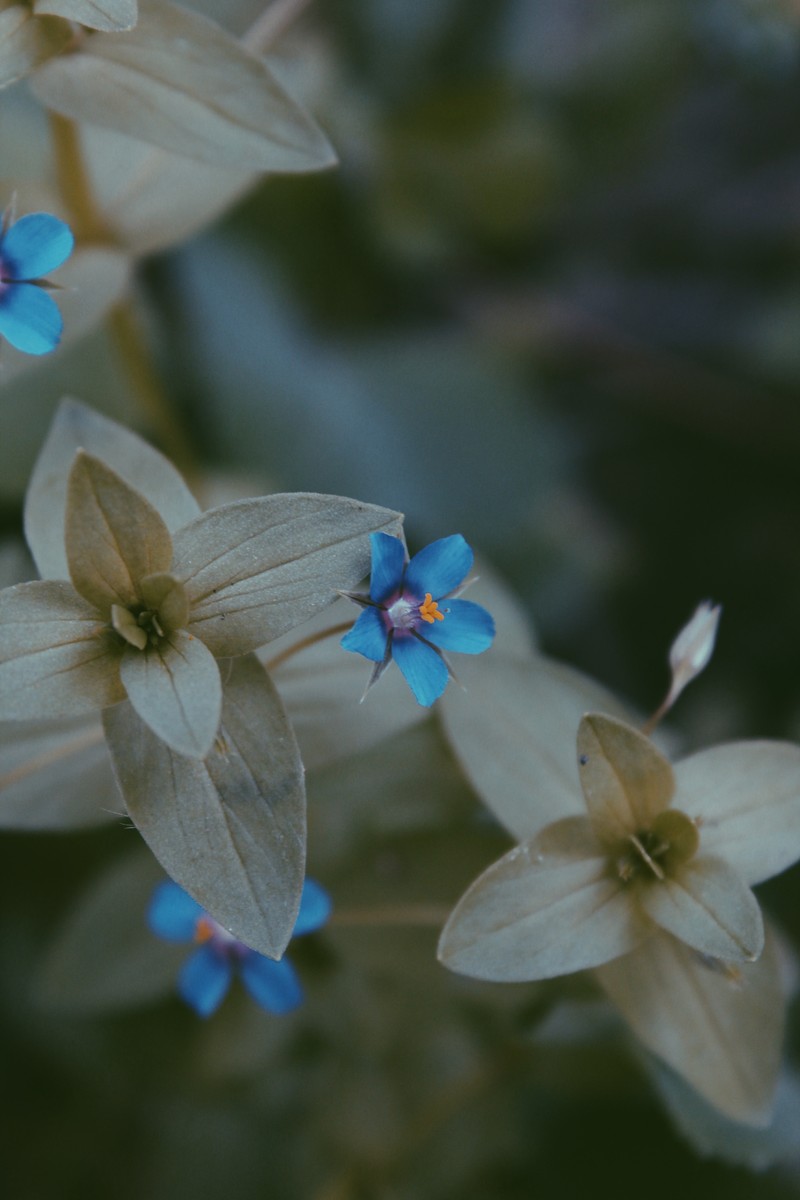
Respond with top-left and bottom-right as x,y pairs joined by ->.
404,535 -> 473,601
148,880 -> 204,942
392,634 -> 449,706
293,878 -> 332,936
419,599 -> 495,654
1,213 -> 74,279
178,944 -> 233,1017
341,606 -> 388,662
0,283 -> 63,354
240,951 -> 303,1014
369,532 -> 406,603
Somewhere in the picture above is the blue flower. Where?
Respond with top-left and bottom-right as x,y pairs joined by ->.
148,878 -> 331,1018
341,532 -> 495,706
0,210 -> 74,355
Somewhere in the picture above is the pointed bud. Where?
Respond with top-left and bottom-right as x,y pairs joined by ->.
666,600 -> 721,708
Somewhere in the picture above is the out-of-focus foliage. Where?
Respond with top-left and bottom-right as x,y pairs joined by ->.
4,0 -> 800,1197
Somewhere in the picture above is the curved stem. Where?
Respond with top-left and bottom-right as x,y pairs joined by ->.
106,300 -> 198,478
48,112 -> 110,244
264,620 -> 354,671
244,0 -> 314,53
330,904 -> 452,928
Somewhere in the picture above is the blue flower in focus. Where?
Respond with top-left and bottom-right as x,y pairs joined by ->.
0,209 -> 74,355
148,878 -> 331,1018
341,532 -> 495,706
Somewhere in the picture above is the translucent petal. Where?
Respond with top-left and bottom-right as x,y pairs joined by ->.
1,213 -> 73,279
293,878 -> 332,936
404,535 -> 473,601
577,714 -> 674,844
178,944 -> 232,1018
0,580 -> 124,719
639,855 -> 764,962
147,879 -> 203,942
596,927 -> 785,1124
392,634 -> 449,706
0,282 -> 62,354
120,630 -> 222,760
439,816 -> 648,981
368,531 -> 406,602
340,607 -> 388,663
420,598 -> 495,654
239,952 -> 303,1014
674,741 -> 800,886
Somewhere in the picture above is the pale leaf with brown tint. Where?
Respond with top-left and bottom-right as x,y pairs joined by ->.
0,5 -> 70,89
577,713 -> 675,844
65,452 -> 173,612
25,398 -> 199,582
103,654 -> 305,960
674,741 -> 800,886
30,0 -> 337,171
0,714 -> 116,830
173,494 -> 404,657
596,928 -> 785,1125
78,122 -> 258,257
440,654 -> 629,844
33,0 -> 136,32
638,854 -> 764,962
0,580 -> 123,718
438,815 -> 649,982
119,629 -> 221,759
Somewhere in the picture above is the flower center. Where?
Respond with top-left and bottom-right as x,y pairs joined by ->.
418,593 -> 444,624
193,913 -> 243,955
110,574 -> 189,651
613,808 -> 699,884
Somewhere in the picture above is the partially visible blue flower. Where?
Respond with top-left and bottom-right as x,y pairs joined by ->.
341,532 -> 495,706
0,209 -> 74,355
148,878 -> 331,1018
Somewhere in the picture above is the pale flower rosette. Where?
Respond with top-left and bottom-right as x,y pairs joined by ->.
438,657 -> 800,1124
0,399 -> 402,958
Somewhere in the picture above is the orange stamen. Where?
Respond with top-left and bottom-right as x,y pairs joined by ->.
194,916 -> 214,944
419,593 -> 444,624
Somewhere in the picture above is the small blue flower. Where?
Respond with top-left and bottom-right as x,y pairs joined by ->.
341,532 -> 495,706
148,878 -> 331,1018
0,209 -> 74,355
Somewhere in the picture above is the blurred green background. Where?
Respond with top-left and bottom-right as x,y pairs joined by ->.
3,0 -> 800,1195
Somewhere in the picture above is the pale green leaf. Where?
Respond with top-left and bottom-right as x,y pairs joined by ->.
0,579 -> 123,719
438,816 -> 648,982
0,5 -> 70,89
440,654 -> 630,844
120,629 -> 221,759
173,494 -> 403,657
30,0 -> 337,171
577,714 -> 675,845
37,850 -> 183,1013
33,0 -> 137,33
25,398 -> 200,582
674,740 -> 800,886
596,927 -> 785,1124
639,855 -> 763,962
65,451 -> 173,612
103,654 -> 305,958
0,714 -> 117,830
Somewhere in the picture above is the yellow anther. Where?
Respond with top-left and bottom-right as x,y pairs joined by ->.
194,916 -> 214,944
419,593 -> 445,624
